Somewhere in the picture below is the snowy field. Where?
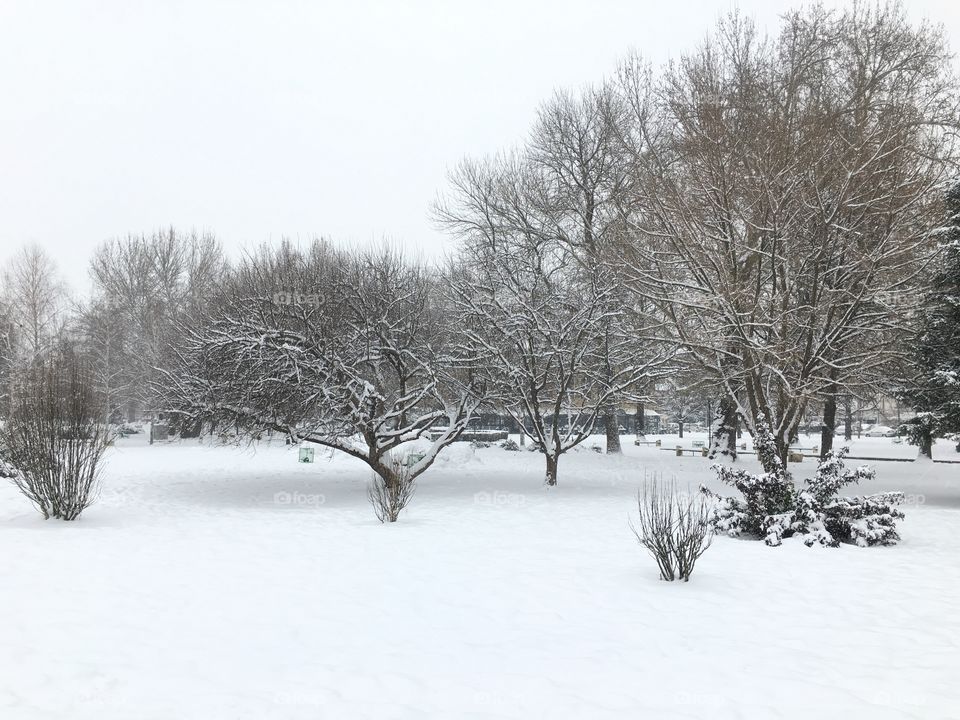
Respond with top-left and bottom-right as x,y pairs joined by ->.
2,433 -> 959,719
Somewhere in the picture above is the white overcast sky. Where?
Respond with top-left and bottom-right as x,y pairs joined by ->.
2,0 -> 958,294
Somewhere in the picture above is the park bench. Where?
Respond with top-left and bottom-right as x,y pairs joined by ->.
668,446 -> 709,457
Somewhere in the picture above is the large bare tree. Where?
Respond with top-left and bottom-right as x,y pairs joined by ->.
440,155 -> 669,484
612,4 -> 960,468
529,86 -> 636,453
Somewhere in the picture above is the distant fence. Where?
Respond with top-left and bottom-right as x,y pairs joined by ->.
427,429 -> 509,443
656,446 -> 959,464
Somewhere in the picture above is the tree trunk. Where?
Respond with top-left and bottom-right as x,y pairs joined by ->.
843,400 -> 853,441
918,428 -> 933,459
773,433 -> 790,470
381,467 -> 400,491
820,391 -> 837,459
709,396 -> 738,460
545,453 -> 558,486
370,457 -> 400,490
636,402 -> 645,436
678,421 -> 684,439
604,407 -> 621,454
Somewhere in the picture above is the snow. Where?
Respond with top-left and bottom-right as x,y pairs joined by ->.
2,433 -> 959,719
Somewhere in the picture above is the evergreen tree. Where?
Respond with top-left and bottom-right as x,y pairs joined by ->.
902,180 -> 960,454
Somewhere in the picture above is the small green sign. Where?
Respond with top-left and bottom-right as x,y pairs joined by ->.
406,452 -> 426,467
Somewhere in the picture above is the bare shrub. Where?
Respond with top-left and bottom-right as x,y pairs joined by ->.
630,474 -> 713,581
367,453 -> 416,523
2,354 -> 110,520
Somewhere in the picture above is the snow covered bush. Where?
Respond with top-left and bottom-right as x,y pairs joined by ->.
1,355 -> 110,520
792,449 -> 904,547
702,423 -> 905,548
367,453 -> 416,523
630,474 -> 713,581
499,438 -> 520,452
705,419 -> 795,545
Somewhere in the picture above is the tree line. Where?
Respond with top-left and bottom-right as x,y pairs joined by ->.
1,2 -> 958,491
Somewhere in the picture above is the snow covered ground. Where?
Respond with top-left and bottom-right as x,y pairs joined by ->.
2,433 -> 959,719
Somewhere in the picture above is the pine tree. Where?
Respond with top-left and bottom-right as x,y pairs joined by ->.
902,180 -> 960,454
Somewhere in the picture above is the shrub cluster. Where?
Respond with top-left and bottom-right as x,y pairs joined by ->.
702,426 -> 904,548
2,357 -> 110,521
631,474 -> 713,581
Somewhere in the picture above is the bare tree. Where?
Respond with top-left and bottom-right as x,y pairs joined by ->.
440,156 -> 669,485
656,380 -> 700,439
71,296 -> 131,424
613,5 -> 960,470
1,244 -> 67,360
159,240 -> 483,490
530,87 -> 635,453
0,298 -> 16,417
2,350 -> 109,520
86,228 -> 227,420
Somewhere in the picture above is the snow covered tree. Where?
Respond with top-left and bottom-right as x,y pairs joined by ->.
901,412 -> 937,459
900,179 -> 960,454
438,84 -> 646,455
159,241 -> 483,490
440,155 -> 668,485
529,86 -> 634,454
613,5 -> 960,471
